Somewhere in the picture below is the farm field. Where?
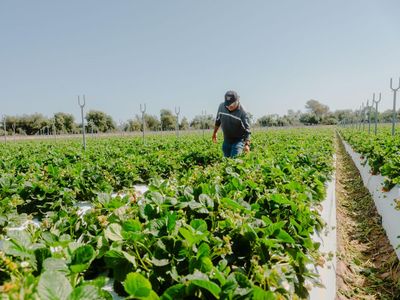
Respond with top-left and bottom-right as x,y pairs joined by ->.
340,127 -> 400,190
335,130 -> 400,299
0,128 -> 337,299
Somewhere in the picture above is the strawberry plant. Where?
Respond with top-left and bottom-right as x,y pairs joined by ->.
0,129 -> 334,299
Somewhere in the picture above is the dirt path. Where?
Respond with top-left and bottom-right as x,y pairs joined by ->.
335,134 -> 400,299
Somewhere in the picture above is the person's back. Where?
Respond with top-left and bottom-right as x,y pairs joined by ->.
212,91 -> 251,157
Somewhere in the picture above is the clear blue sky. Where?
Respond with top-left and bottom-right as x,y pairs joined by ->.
1,0 -> 400,122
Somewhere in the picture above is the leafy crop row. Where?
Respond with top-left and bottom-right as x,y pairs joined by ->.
0,129 -> 334,299
0,136 -> 220,216
340,128 -> 400,189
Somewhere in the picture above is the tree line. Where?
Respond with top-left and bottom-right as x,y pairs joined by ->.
0,109 -> 216,135
2,99 -> 396,135
256,99 -> 399,127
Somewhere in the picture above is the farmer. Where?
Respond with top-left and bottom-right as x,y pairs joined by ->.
212,90 -> 251,157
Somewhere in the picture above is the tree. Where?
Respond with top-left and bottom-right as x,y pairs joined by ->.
5,116 -> 17,134
105,115 -> 116,132
124,118 -> 141,132
286,110 -> 302,125
54,112 -> 76,133
380,109 -> 394,123
2,114 -> 55,135
321,113 -> 338,125
160,109 -> 176,131
190,114 -> 214,129
305,100 -> 329,118
247,112 -> 255,125
299,113 -> 319,125
332,109 -> 352,122
144,114 -> 160,131
257,114 -> 278,127
19,113 -> 50,135
86,110 -> 116,133
257,114 -> 293,127
180,117 -> 189,130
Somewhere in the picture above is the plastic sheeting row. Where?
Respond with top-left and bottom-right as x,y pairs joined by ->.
309,156 -> 337,300
341,137 -> 400,260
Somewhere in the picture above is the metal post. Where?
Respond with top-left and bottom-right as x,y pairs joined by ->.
373,93 -> 381,135
367,99 -> 372,134
175,106 -> 180,138
390,78 -> 400,136
140,104 -> 146,144
361,102 -> 365,131
78,95 -> 86,150
53,123 -> 56,140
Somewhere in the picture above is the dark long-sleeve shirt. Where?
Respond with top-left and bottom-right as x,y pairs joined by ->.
215,103 -> 251,143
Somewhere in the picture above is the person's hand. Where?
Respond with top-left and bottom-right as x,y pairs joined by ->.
244,144 -> 250,153
212,134 -> 217,143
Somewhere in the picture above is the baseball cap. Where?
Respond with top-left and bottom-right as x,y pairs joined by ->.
224,90 -> 239,106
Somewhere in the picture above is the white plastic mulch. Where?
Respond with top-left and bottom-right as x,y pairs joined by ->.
309,155 -> 337,300
341,138 -> 400,260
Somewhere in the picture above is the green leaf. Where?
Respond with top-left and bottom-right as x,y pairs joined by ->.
197,243 -> 210,258
34,247 -> 52,273
252,287 -> 276,300
199,257 -> 213,272
220,197 -> 244,211
190,279 -> 221,299
277,229 -> 295,244
166,212 -> 177,233
149,192 -> 164,205
43,258 -> 69,273
160,284 -> 186,300
190,219 -> 207,232
104,223 -> 123,241
198,194 -> 214,209
104,250 -> 135,281
2,231 -> 32,259
123,251 -> 138,267
179,227 -> 195,246
151,257 -> 170,267
123,272 -> 156,299
69,245 -> 95,273
37,271 -> 73,300
146,291 -> 160,300
123,219 -> 142,232
68,285 -> 103,300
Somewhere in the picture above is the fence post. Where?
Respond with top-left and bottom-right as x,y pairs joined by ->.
175,106 -> 180,138
78,95 -> 86,150
390,78 -> 400,136
373,93 -> 381,135
367,99 -> 373,134
361,102 -> 365,131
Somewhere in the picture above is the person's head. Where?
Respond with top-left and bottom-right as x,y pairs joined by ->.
224,90 -> 240,111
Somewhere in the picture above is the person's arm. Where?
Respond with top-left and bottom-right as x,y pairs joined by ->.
212,124 -> 220,143
241,111 -> 251,152
212,105 -> 222,143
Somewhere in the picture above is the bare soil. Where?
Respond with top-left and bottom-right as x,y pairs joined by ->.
336,134 -> 400,299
